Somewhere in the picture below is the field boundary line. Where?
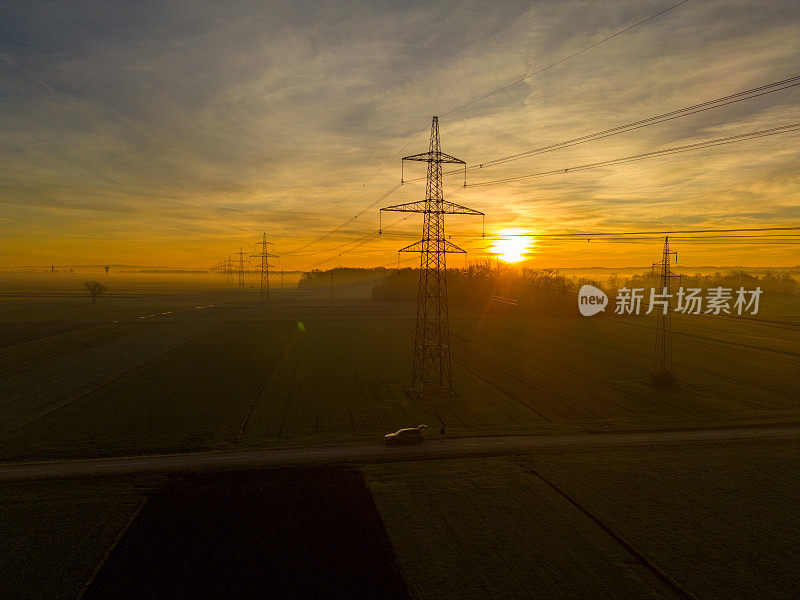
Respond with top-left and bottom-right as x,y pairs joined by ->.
521,463 -> 697,600
3,323 -> 222,438
237,330 -> 297,443
0,321 -> 109,350
77,499 -> 146,599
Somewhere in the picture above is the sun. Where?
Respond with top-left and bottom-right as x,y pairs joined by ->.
489,229 -> 533,263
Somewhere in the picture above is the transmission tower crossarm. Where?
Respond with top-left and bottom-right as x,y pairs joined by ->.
398,239 -> 467,254
402,151 -> 466,164
381,200 -> 483,215
440,200 -> 483,215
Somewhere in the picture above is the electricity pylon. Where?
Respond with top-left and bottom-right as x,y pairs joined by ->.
234,247 -> 248,291
651,235 -> 680,387
251,233 -> 278,301
380,116 -> 483,397
224,254 -> 234,284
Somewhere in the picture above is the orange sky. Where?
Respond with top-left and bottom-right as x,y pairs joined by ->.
1,1 -> 798,270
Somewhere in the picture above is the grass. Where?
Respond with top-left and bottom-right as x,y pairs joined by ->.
0,321 -> 216,435
1,287 -> 797,460
523,440 -> 800,600
363,440 -> 798,599
1,321 -> 295,460
0,476 -> 143,600
363,456 -> 679,599
241,318 -> 549,447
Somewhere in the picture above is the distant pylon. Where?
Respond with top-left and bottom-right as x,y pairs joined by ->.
224,254 -> 234,284
380,116 -> 483,397
234,247 -> 248,290
651,235 -> 680,387
251,233 -> 278,301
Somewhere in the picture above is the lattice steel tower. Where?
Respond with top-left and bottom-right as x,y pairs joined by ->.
251,233 -> 278,301
234,247 -> 247,291
381,116 -> 483,397
651,235 -> 680,387
225,254 -> 234,284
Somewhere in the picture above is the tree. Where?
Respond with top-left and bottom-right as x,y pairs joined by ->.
83,280 -> 106,303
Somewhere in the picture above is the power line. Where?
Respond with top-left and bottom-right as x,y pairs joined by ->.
424,76 -> 800,179
346,76 -> 799,258
281,3 -> 691,257
287,79 -> 796,256
468,123 -> 800,187
282,183 -> 402,256
440,0 -> 692,117
481,226 -> 800,238
294,214 -> 413,271
287,182 -> 466,267
520,237 -> 800,245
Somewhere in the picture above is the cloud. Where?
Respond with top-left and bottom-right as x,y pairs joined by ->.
1,0 -> 798,267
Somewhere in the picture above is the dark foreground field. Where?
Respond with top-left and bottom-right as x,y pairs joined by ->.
365,440 -> 799,600
1,280 -> 798,461
1,275 -> 798,599
84,467 -> 408,599
1,439 -> 795,599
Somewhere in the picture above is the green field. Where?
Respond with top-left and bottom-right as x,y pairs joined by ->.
0,476 -> 144,600
1,277 -> 798,460
1,274 -> 798,597
3,441 -> 795,599
363,440 -> 798,600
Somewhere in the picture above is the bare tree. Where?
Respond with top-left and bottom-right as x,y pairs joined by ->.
83,281 -> 106,303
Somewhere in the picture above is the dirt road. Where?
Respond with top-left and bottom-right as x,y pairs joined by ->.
1,424 -> 797,481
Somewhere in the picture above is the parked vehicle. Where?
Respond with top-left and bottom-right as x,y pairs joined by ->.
384,425 -> 426,445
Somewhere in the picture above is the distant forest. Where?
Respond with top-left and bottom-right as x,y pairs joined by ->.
372,262 -> 589,311
370,261 -> 798,308
298,267 -> 392,289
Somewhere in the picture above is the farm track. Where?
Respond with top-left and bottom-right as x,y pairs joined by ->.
2,424 -> 796,481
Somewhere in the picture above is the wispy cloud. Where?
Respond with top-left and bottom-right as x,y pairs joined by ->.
1,0 -> 798,268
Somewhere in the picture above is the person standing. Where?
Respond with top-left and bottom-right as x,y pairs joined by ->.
440,425 -> 446,442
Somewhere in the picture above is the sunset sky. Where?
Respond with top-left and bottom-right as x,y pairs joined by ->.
2,0 -> 798,270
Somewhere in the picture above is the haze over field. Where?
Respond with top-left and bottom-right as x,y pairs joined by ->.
2,4 -> 799,599
2,0 -> 799,270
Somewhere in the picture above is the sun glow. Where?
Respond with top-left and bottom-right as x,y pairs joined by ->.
489,229 -> 534,263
